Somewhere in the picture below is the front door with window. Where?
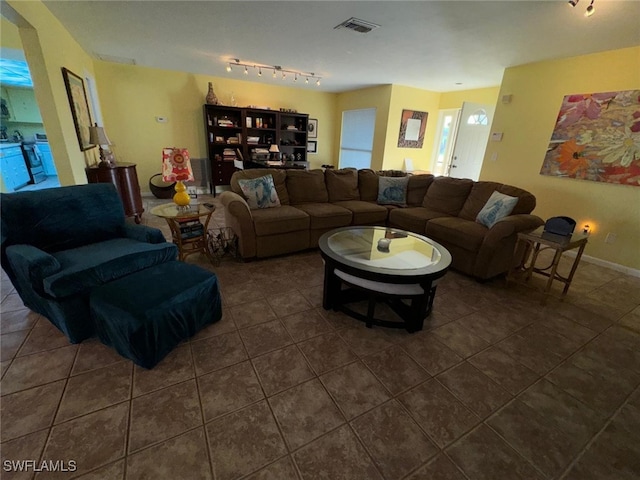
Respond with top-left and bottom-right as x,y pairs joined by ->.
448,102 -> 494,181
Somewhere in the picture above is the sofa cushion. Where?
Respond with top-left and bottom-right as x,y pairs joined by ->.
422,177 -> 474,215
326,168 -> 360,202
459,181 -> 537,220
231,169 -> 289,205
43,238 -> 178,298
426,217 -> 488,252
476,191 -> 519,228
388,207 -> 451,234
237,174 -> 281,209
293,203 -> 352,230
286,169 -> 329,204
458,181 -> 502,221
252,205 -> 310,236
358,169 -> 379,202
377,176 -> 409,206
406,174 -> 435,206
333,201 -> 388,226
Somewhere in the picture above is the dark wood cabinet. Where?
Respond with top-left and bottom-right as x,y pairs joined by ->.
203,105 -> 309,195
85,162 -> 144,223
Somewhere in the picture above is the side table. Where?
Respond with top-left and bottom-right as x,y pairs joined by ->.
151,203 -> 216,262
508,226 -> 588,301
86,163 -> 144,223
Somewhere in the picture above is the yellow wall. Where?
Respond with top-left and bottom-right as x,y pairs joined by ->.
482,46 -> 640,270
383,85 -> 441,171
439,86 -> 500,110
335,85 -> 392,170
0,16 -> 21,49
94,62 -> 337,191
5,0 -> 99,187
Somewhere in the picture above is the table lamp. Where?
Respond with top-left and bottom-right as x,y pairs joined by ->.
89,123 -> 113,167
269,144 -> 280,162
162,147 -> 194,207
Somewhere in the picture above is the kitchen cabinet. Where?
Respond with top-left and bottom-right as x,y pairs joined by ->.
0,145 -> 30,192
1,87 -> 15,121
37,143 -> 58,176
6,88 -> 42,123
1,87 -> 44,124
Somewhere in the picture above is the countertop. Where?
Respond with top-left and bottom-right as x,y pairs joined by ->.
0,142 -> 22,148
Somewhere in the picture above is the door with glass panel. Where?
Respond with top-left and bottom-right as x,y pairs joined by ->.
448,102 -> 494,180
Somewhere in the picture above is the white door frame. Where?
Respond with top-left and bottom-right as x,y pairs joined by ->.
429,108 -> 460,176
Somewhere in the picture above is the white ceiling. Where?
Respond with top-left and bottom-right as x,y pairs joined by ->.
41,0 -> 640,93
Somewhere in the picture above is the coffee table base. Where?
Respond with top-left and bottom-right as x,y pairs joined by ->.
323,266 -> 438,333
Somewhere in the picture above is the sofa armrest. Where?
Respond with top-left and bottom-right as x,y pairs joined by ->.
219,191 -> 257,259
6,244 -> 61,290
472,214 -> 544,279
483,214 -> 544,247
123,224 -> 167,244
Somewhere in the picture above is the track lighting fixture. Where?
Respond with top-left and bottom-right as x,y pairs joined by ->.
568,0 -> 595,16
225,58 -> 322,86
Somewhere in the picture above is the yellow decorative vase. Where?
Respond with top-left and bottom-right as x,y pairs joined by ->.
173,180 -> 191,207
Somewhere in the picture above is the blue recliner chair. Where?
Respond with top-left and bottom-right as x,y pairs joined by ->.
1,183 -> 178,343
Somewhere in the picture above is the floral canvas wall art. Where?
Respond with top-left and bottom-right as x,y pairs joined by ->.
540,90 -> 640,187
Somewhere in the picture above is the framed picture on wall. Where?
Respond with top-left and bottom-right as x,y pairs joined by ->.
307,141 -> 317,154
397,109 -> 428,148
308,118 -> 318,138
61,67 -> 94,151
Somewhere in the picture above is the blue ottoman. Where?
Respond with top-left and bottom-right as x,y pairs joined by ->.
90,261 -> 222,369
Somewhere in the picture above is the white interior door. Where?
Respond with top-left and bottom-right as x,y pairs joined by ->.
448,102 -> 494,180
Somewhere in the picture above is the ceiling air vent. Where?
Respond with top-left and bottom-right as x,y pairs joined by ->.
334,17 -> 380,34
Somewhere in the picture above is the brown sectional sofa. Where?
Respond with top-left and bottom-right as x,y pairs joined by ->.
219,168 -> 544,280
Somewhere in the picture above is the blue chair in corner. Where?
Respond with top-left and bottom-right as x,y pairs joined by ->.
1,183 -> 178,343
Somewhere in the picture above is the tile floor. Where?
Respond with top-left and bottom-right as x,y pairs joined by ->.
1,194 -> 639,479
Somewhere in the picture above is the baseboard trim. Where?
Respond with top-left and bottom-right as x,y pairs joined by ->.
563,250 -> 640,278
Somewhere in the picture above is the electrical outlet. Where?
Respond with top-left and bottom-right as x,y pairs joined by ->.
605,233 -> 617,244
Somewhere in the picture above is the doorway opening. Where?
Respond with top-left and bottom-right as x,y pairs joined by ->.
430,108 -> 460,176
0,16 -> 58,192
430,102 -> 494,181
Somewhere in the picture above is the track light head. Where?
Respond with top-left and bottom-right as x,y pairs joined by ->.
568,0 -> 579,6
585,0 -> 595,16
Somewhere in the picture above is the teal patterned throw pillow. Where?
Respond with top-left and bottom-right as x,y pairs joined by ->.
476,191 -> 518,228
377,176 -> 409,206
238,174 -> 281,209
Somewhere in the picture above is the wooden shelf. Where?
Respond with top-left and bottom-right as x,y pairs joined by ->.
203,105 -> 309,195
